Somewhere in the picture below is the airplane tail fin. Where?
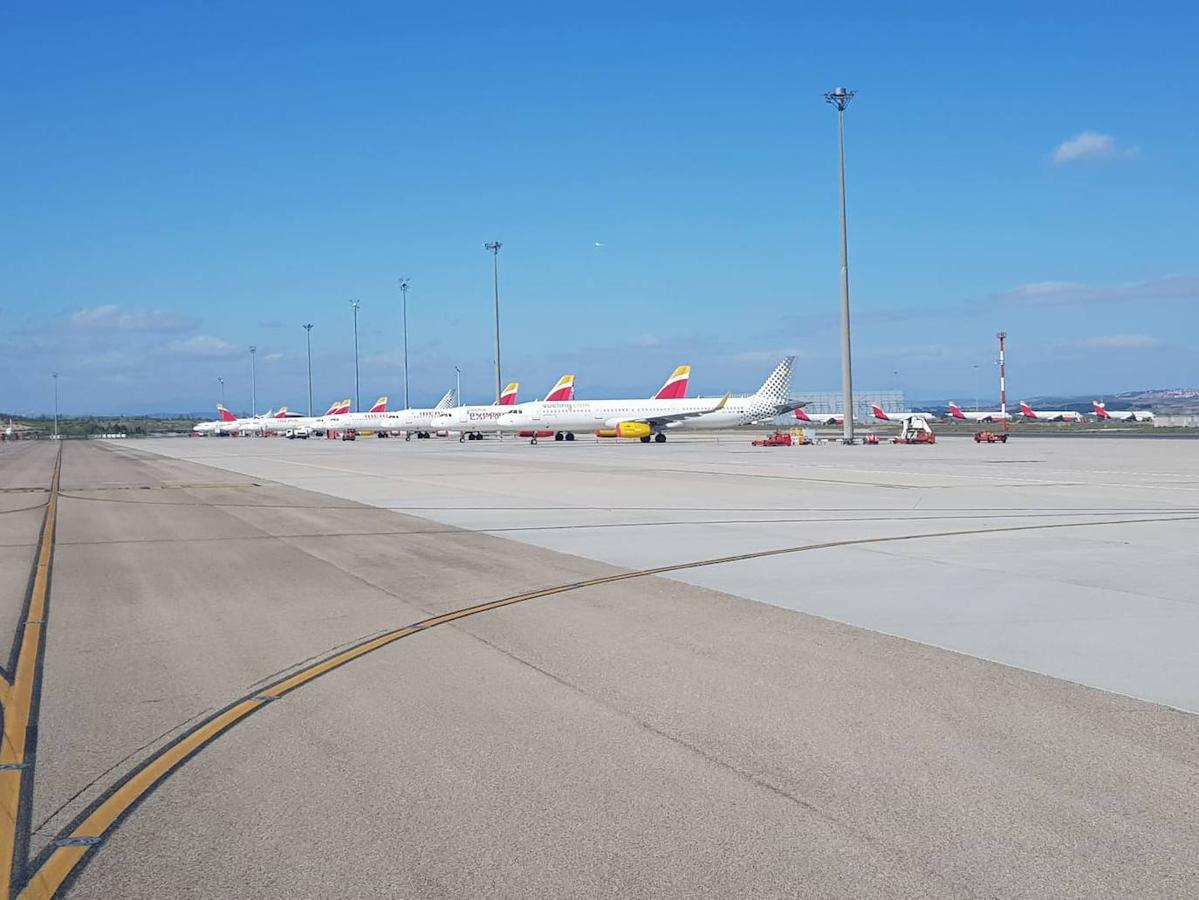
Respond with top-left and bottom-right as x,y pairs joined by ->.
434,389 -> 457,411
497,383 -> 519,406
1092,400 -> 1110,418
1020,402 -> 1035,417
217,404 -> 238,422
368,396 -> 388,413
871,404 -> 889,421
332,399 -> 352,415
653,365 -> 691,399
948,402 -> 966,419
793,408 -> 812,422
753,357 -> 795,402
274,407 -> 289,418
544,375 -> 575,402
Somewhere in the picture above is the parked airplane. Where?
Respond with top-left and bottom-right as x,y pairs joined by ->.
1092,401 -> 1154,422
1018,402 -> 1084,423
192,404 -> 238,436
378,388 -> 463,439
794,408 -> 843,426
497,357 -> 798,443
262,399 -> 354,435
871,404 -> 932,423
331,397 -> 395,433
434,378 -> 571,441
653,365 -> 691,399
947,401 -> 1011,423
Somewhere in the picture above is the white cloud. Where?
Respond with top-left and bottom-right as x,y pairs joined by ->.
998,274 -> 1198,306
1083,334 -> 1161,349
69,304 -> 198,333
1052,131 -> 1137,164
167,335 -> 242,359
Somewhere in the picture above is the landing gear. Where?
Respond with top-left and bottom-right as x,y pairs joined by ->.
474,432 -> 484,440
565,432 -> 575,441
654,433 -> 666,443
554,432 -> 564,441
640,435 -> 651,443
405,433 -> 411,442
459,434 -> 466,443
530,435 -> 538,445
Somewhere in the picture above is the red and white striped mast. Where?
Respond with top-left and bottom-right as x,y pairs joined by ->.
996,331 -> 1008,430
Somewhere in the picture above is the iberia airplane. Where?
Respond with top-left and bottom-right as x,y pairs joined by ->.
334,397 -> 395,432
433,377 -> 573,440
497,357 -> 798,443
1018,402 -> 1083,423
871,404 -> 932,423
794,408 -> 844,426
1092,401 -> 1154,422
376,388 -> 464,439
192,404 -> 239,436
947,401 -> 1011,423
258,400 -> 351,434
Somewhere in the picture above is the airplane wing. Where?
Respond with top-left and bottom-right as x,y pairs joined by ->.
622,394 -> 731,428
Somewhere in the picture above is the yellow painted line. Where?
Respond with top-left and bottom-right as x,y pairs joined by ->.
1,446 -> 61,899
18,508 -> 1199,897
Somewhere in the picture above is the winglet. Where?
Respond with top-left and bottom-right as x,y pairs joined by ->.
713,392 -> 730,411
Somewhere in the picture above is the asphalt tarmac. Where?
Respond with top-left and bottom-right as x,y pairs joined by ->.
5,438 -> 1197,898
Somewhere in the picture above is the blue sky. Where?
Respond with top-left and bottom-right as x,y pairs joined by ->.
2,1 -> 1196,414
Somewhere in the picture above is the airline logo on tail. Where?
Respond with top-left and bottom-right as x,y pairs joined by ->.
368,396 -> 388,413
274,407 -> 289,418
871,404 -> 893,421
217,404 -> 238,422
498,383 -> 519,406
544,375 -> 575,402
794,408 -> 814,422
948,402 -> 967,419
329,399 -> 352,416
654,365 -> 691,399
1092,401 -> 1111,419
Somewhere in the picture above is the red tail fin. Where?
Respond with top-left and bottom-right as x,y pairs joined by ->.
871,405 -> 890,421
654,365 -> 690,399
1020,402 -> 1036,418
1092,401 -> 1110,419
948,402 -> 966,419
544,375 -> 574,402
498,383 -> 519,405
368,396 -> 388,413
217,404 -> 237,422
794,408 -> 812,422
274,407 -> 289,418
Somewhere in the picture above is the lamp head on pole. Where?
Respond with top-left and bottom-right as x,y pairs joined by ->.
484,241 -> 502,254
303,323 -> 313,333
824,87 -> 855,111
398,278 -> 410,294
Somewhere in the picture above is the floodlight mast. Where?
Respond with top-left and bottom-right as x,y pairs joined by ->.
825,86 -> 856,444
484,241 -> 503,402
303,324 -> 315,416
398,279 -> 411,409
348,300 -> 361,412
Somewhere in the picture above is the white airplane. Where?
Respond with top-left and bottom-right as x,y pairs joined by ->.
1092,401 -> 1154,422
192,404 -> 240,436
793,408 -> 843,426
947,401 -> 1011,423
871,404 -> 932,424
1018,402 -> 1084,423
497,357 -> 798,443
329,396 -> 395,434
375,389 -> 461,439
262,399 -> 353,435
235,408 -> 284,435
433,378 -> 577,441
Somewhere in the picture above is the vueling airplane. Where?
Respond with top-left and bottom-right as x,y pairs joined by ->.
497,357 -> 798,443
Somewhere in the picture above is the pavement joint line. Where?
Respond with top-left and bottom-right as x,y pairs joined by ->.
1,443 -> 61,900
20,507 -> 1199,900
49,839 -> 99,849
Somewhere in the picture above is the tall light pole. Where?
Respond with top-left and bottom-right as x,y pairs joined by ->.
484,241 -> 503,402
217,376 -> 225,409
454,365 -> 461,406
303,324 -> 314,416
347,299 -> 362,411
52,372 -> 59,439
825,86 -> 856,444
249,346 -> 257,416
398,278 -> 411,409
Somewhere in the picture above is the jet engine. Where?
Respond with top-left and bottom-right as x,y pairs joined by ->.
595,422 -> 652,439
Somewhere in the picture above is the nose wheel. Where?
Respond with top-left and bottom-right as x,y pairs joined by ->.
530,436 -> 538,445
